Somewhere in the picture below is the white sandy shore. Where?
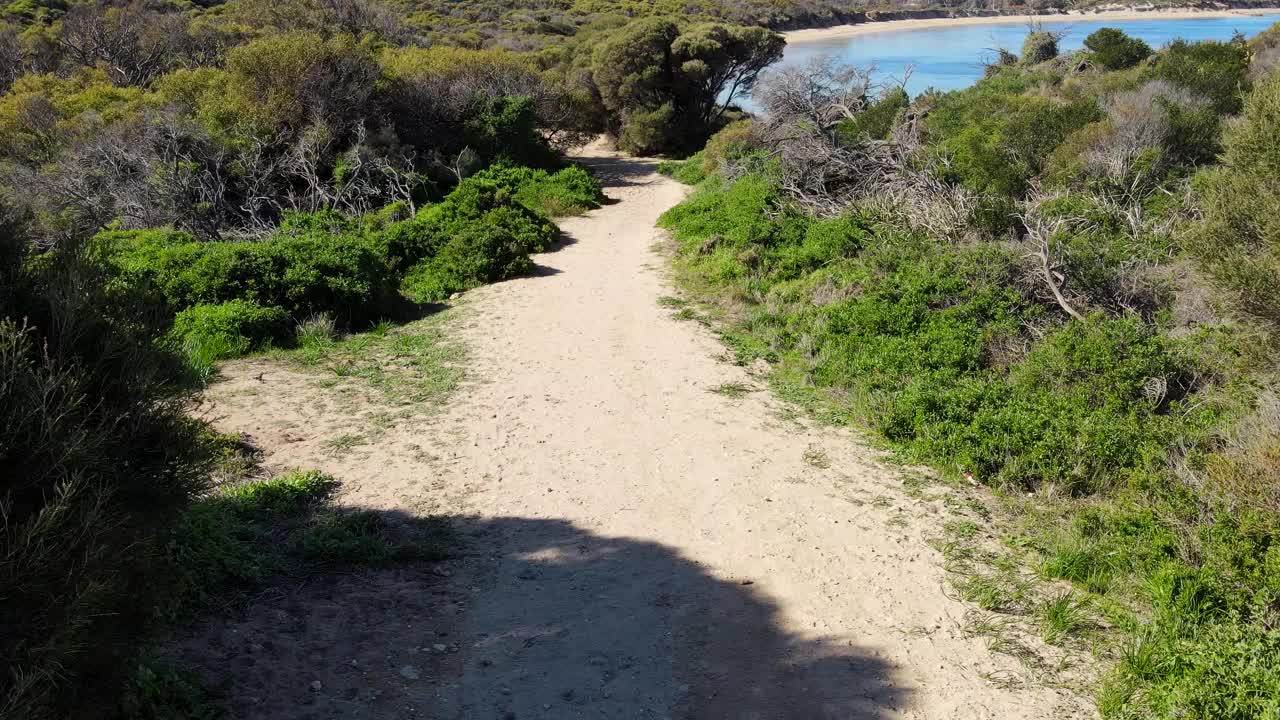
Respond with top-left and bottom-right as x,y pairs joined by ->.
783,7 -> 1280,42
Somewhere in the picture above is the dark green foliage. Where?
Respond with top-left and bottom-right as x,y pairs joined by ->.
464,95 -> 559,169
298,510 -> 443,564
662,173 -> 1201,494
1,223 -> 214,718
925,83 -> 1101,200
117,658 -> 221,720
395,175 -> 558,301
92,169 -> 567,354
837,87 -> 908,142
658,121 -> 760,185
1084,28 -> 1153,71
1147,39 -> 1251,114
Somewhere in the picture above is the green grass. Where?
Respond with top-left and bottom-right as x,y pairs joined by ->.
1037,591 -> 1091,645
219,468 -> 335,513
299,511 -> 448,565
276,313 -> 464,405
324,432 -> 370,455
118,657 -> 222,720
708,381 -> 752,398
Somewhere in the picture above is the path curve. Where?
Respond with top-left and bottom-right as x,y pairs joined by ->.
198,145 -> 1090,719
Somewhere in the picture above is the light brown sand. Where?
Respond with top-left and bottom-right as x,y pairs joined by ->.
189,143 -> 1094,719
783,7 -> 1280,43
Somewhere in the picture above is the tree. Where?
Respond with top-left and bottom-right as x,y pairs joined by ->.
590,18 -> 783,155
671,23 -> 784,127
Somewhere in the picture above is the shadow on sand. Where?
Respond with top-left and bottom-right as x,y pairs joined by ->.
575,154 -> 664,190
171,512 -> 910,720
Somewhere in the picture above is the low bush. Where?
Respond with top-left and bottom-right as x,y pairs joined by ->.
168,300 -> 290,365
1147,40 -> 1251,114
1085,28 -> 1153,71
93,229 -> 400,326
1021,30 -> 1060,65
391,175 -> 558,301
657,152 -> 710,185
837,87 -> 909,143
1188,69 -> 1280,331
469,163 -> 606,217
926,89 -> 1101,199
2,224 -> 213,718
92,166 -> 573,350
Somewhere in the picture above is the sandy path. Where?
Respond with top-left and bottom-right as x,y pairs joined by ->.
196,147 -> 1090,719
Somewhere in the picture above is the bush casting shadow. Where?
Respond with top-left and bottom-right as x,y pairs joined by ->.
169,514 -> 911,719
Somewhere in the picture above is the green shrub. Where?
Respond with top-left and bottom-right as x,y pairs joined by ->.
168,300 -> 289,363
393,174 -> 557,301
1148,40 -> 1250,114
464,95 -> 559,169
400,223 -> 534,301
927,89 -> 1101,199
469,163 -> 605,217
884,316 -> 1197,494
1085,28 -> 1153,71
1188,70 -> 1280,330
1021,31 -> 1059,65
617,102 -> 677,155
837,87 -> 908,143
2,226 -> 212,718
659,122 -> 761,186
657,152 -> 710,184
701,120 -> 761,172
92,228 -> 400,325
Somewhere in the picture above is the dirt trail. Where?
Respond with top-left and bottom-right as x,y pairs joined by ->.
195,145 -> 1090,719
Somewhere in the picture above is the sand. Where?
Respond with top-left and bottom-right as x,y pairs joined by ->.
782,7 -> 1280,43
186,142 -> 1094,719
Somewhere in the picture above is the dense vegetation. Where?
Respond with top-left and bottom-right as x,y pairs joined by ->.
659,26 -> 1280,719
0,0 -> 778,716
6,0 -> 1280,714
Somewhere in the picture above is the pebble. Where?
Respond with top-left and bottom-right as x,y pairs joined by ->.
310,680 -> 322,692
400,665 -> 421,680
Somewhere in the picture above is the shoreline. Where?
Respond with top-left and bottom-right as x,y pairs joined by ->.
782,7 -> 1280,42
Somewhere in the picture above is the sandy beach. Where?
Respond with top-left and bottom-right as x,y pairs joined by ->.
783,7 -> 1280,42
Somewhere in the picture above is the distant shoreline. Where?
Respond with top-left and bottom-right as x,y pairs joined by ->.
782,7 -> 1280,43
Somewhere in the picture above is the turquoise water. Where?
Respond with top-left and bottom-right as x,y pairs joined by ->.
764,14 -> 1280,98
